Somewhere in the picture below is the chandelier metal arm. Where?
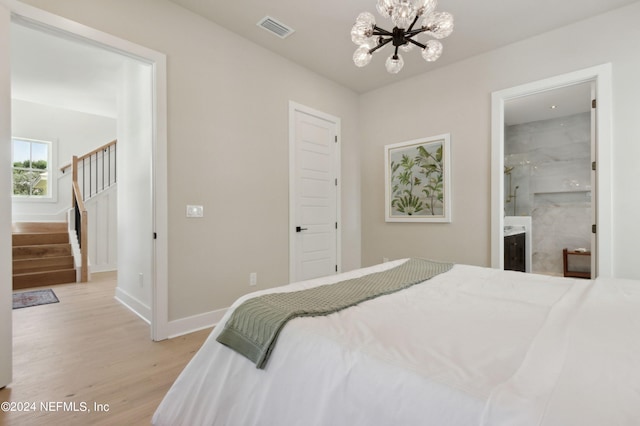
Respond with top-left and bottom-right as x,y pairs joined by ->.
372,25 -> 393,37
369,37 -> 393,54
406,15 -> 420,32
407,37 -> 426,50
405,27 -> 426,38
393,45 -> 400,60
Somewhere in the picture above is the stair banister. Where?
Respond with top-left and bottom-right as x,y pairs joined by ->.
60,139 -> 117,174
72,155 -> 89,282
62,140 -> 117,283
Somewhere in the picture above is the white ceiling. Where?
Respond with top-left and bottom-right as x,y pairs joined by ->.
11,22 -> 125,118
167,0 -> 636,93
10,0 -> 635,119
504,82 -> 593,126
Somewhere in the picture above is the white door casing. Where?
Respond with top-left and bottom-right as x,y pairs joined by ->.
2,0 -> 168,341
0,2 -> 13,388
491,64 -> 613,277
590,82 -> 597,278
289,102 -> 341,282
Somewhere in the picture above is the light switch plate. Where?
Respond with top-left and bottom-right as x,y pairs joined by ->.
186,205 -> 204,218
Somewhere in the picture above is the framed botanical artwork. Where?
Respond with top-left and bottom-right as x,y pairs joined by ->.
384,134 -> 451,222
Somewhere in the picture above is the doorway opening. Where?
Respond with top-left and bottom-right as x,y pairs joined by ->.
503,83 -> 593,277
3,4 -> 168,342
11,21 -> 121,284
491,64 -> 613,278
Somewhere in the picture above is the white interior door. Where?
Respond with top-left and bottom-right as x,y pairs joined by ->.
289,103 -> 340,282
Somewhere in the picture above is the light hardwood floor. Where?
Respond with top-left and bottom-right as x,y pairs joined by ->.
0,272 -> 211,425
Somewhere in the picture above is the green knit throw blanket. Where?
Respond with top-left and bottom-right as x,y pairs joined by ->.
216,258 -> 453,369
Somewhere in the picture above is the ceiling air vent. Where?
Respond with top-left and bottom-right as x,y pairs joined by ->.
257,16 -> 294,39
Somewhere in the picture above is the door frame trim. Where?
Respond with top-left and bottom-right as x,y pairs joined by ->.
1,3 -> 13,388
3,0 -> 169,340
490,64 -> 613,277
288,101 -> 341,282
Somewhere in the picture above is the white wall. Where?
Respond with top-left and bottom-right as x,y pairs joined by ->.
360,3 -> 640,280
11,99 -> 116,220
16,0 -> 362,323
86,185 -> 117,272
5,1 -> 639,336
0,2 -> 13,388
115,60 -> 153,321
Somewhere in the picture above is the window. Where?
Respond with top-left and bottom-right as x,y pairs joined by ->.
12,138 -> 52,198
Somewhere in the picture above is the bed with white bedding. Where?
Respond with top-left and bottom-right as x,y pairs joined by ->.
152,259 -> 640,426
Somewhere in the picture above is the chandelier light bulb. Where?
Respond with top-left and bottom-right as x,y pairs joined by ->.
351,12 -> 376,45
412,0 -> 438,18
356,11 -> 376,28
385,54 -> 404,73
362,36 -> 380,49
351,25 -> 370,45
353,45 -> 373,67
421,39 -> 443,61
423,11 -> 454,39
391,0 -> 416,29
400,41 -> 414,52
376,0 -> 395,18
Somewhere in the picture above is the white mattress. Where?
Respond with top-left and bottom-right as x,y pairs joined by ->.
153,260 -> 640,425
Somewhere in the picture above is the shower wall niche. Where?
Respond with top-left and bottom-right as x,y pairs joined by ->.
505,112 -> 592,276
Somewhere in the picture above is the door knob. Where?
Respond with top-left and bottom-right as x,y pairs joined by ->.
296,226 -> 308,232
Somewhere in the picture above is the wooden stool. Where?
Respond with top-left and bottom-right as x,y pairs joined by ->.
563,248 -> 591,279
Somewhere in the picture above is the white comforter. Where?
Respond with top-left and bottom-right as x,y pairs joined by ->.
153,260 -> 640,426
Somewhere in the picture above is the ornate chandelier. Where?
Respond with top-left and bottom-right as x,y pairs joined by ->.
351,0 -> 454,74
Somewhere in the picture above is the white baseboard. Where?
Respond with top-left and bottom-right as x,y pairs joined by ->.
166,307 -> 228,339
116,287 -> 227,339
90,264 -> 117,273
114,287 -> 151,324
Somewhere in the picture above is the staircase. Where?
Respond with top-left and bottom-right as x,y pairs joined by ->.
12,222 -> 77,290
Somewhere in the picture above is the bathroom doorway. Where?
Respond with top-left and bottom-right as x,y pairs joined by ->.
503,83 -> 593,277
491,64 -> 614,279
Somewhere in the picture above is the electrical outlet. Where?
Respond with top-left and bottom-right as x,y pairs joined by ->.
382,257 -> 389,263
249,272 -> 257,286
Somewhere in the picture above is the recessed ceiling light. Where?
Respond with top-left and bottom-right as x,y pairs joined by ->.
550,105 -> 558,109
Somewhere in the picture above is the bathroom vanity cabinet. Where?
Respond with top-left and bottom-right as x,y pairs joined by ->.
504,232 -> 526,272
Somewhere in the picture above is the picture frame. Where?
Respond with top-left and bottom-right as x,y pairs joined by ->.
384,134 -> 451,222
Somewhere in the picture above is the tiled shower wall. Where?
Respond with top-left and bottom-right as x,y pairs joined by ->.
505,112 -> 592,276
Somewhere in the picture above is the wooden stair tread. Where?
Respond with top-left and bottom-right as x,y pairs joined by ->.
12,222 -> 78,288
13,268 -> 76,277
13,269 -> 77,290
13,244 -> 72,259
12,222 -> 67,233
13,256 -> 75,274
13,232 -> 69,246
